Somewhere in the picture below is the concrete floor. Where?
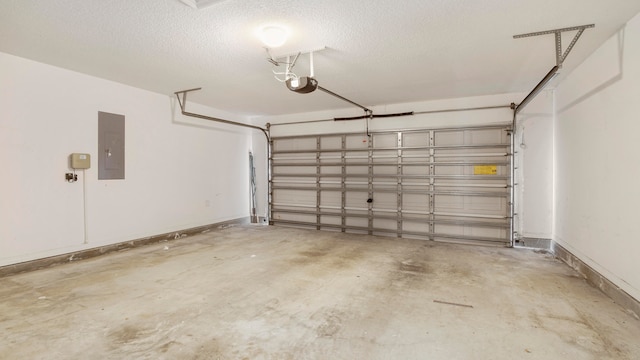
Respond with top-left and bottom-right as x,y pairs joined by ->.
1,226 -> 639,359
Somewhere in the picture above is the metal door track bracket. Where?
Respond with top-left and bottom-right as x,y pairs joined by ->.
173,87 -> 270,140
513,24 -> 595,67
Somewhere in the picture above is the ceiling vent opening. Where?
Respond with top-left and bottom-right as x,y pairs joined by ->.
179,0 -> 227,9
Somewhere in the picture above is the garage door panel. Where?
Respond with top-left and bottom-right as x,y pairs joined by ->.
402,166 -> 429,176
273,138 -> 315,152
346,135 -> 368,149
402,220 -> 430,234
345,191 -> 368,207
435,183 -> 508,192
320,191 -> 341,208
345,155 -> 367,164
346,217 -> 368,228
371,192 -> 396,208
468,129 -> 507,145
275,166 -> 315,175
320,166 -> 342,175
435,223 -> 466,236
435,165 -> 467,175
435,131 -> 464,145
372,133 -> 397,147
271,124 -> 512,246
372,164 -> 397,175
320,214 -> 342,226
432,224 -> 505,239
466,196 -> 507,212
273,189 -> 315,205
403,133 -> 429,147
321,136 -> 341,148
373,218 -> 397,231
274,212 -> 316,223
434,195 -> 464,211
435,194 -> 506,215
345,166 -> 368,175
403,193 -> 429,212
468,227 -> 508,239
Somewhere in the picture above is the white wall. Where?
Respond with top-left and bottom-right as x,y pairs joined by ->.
554,12 -> 640,301
0,52 -> 252,266
515,90 -> 554,240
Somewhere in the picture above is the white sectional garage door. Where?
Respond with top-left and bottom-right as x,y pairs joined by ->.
270,124 -> 513,246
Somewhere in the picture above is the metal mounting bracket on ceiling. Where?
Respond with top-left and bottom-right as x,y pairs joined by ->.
267,47 -> 326,83
513,24 -> 595,68
513,23 -> 594,114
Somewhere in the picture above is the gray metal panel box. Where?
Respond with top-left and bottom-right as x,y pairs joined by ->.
98,111 -> 125,180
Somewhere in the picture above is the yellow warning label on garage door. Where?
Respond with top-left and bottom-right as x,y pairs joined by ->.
474,165 -> 497,175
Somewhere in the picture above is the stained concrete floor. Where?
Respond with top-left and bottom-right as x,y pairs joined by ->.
1,226 -> 639,360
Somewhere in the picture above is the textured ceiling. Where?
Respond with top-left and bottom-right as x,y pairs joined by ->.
1,0 -> 639,117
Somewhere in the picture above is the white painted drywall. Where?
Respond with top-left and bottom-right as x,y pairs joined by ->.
554,12 -> 640,302
515,90 -> 554,240
0,52 -> 252,266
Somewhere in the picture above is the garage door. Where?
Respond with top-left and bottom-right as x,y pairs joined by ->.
270,124 -> 513,246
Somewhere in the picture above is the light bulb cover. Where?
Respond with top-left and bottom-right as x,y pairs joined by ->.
259,25 -> 289,48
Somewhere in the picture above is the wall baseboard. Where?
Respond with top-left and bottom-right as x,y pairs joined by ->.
552,242 -> 640,320
514,237 -> 552,250
0,217 -> 250,278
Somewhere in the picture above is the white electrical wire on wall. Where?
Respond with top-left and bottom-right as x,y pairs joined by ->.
82,169 -> 88,244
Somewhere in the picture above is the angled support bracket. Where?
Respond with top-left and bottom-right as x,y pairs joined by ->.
174,87 -> 270,141
513,24 -> 595,67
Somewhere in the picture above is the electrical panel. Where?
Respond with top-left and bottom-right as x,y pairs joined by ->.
98,111 -> 125,180
70,153 -> 91,169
